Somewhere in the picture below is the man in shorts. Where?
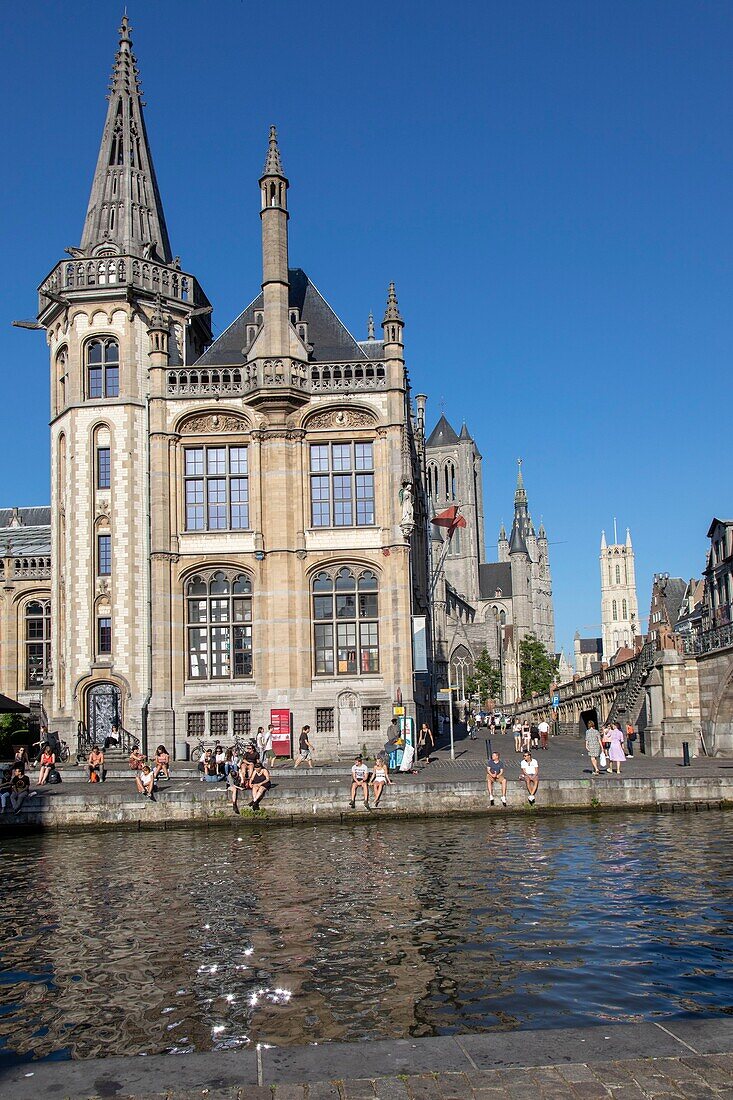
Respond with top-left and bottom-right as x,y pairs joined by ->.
294,725 -> 314,769
486,751 -> 507,807
520,751 -> 539,804
349,755 -> 370,809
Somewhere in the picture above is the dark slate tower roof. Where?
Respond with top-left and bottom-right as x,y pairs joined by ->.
459,421 -> 473,441
426,415 -> 460,448
79,17 -> 172,262
196,269 -> 369,366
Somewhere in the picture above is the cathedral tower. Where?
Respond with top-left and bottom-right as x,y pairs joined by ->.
38,17 -> 211,742
600,526 -> 640,659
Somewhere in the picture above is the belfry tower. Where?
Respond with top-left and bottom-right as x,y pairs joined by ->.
38,17 -> 211,742
600,526 -> 640,659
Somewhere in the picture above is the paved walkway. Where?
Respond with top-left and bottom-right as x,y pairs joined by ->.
3,1019 -> 733,1099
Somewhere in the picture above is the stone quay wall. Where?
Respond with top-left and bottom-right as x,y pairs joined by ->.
2,774 -> 731,831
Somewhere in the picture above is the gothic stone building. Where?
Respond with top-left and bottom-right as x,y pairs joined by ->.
29,18 -> 428,756
424,415 -> 555,705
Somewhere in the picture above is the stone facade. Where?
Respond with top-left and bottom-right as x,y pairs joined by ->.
0,508 -> 51,720
31,19 -> 428,757
424,420 -> 555,705
600,527 -> 640,659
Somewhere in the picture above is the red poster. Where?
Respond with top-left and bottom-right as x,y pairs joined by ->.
270,709 -> 292,757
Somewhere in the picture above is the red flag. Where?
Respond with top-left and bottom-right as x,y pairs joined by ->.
431,505 -> 467,539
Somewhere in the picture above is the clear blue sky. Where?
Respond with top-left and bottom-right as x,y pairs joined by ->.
2,0 -> 732,655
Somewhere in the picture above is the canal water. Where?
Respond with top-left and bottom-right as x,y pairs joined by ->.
1,810 -> 732,1064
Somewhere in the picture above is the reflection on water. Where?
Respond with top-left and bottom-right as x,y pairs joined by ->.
0,811 -> 732,1063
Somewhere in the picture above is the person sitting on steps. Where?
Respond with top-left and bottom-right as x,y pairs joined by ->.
349,755 -> 370,809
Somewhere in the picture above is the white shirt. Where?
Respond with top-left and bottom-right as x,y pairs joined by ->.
352,764 -> 368,781
521,758 -> 539,777
140,771 -> 154,790
538,721 -> 549,734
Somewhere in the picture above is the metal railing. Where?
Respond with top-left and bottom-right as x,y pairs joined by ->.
606,640 -> 655,725
683,621 -> 733,656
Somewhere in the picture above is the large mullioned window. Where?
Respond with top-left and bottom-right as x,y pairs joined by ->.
310,442 -> 375,527
186,570 -> 253,680
25,599 -> 51,688
312,567 -> 379,676
87,338 -> 119,399
184,446 -> 249,531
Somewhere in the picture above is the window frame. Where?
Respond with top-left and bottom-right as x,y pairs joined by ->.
97,533 -> 112,576
97,446 -> 111,490
25,599 -> 51,689
183,444 -> 250,532
97,615 -> 112,655
311,567 -> 380,678
85,337 -> 120,400
185,570 -> 254,682
309,440 -> 375,529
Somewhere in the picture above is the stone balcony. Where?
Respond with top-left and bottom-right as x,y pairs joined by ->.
0,556 -> 52,581
38,256 -> 208,314
166,360 -> 387,399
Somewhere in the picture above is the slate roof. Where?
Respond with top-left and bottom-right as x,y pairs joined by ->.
478,562 -> 513,600
661,577 -> 687,628
197,269 -> 371,366
0,507 -> 51,557
577,637 -> 603,655
426,415 -> 460,448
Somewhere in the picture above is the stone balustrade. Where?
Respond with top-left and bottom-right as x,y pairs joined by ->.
166,360 -> 387,398
13,556 -> 52,579
38,256 -> 205,310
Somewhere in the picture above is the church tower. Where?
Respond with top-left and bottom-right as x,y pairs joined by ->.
38,17 -> 211,742
600,526 -> 640,659
424,416 -> 485,603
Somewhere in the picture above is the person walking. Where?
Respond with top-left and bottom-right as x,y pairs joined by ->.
486,751 -> 507,807
520,751 -> 540,804
607,723 -> 626,775
521,720 -> 531,753
257,725 -> 276,768
538,718 -> 550,751
585,721 -> 602,775
294,725 -> 314,769
417,722 -> 434,764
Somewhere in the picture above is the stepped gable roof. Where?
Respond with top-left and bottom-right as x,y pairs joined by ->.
426,415 -> 460,448
197,269 -> 369,366
478,562 -> 513,600
660,577 -> 687,627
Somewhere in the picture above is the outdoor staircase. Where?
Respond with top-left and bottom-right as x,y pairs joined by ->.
606,640 -> 656,727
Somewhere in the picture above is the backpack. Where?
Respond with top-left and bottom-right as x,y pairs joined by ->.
48,768 -> 62,784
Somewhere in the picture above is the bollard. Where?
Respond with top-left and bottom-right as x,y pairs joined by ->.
682,741 -> 690,767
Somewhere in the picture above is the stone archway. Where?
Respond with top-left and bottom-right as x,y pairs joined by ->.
86,681 -> 121,747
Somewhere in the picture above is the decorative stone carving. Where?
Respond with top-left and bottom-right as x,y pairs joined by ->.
179,413 -> 248,435
306,408 -> 377,430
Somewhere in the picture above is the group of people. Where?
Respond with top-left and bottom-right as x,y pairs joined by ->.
485,749 -> 540,806
584,720 -> 634,775
349,753 -> 394,809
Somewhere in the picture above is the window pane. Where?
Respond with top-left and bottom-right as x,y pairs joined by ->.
230,478 -> 248,529
333,475 -> 353,526
332,444 -> 351,471
310,445 -> 329,472
335,568 -> 356,591
105,367 -> 119,397
98,534 -> 111,575
186,504 -> 204,530
87,340 -> 103,365
185,449 -> 204,476
207,479 -> 227,529
314,624 -> 334,675
313,573 -> 333,593
233,575 -> 252,595
98,617 -> 112,653
210,626 -> 230,678
232,597 -> 252,622
88,367 -> 103,399
355,443 -> 373,470
230,447 -> 248,474
337,623 -> 357,673
104,340 -> 119,364
358,592 -> 378,618
313,594 -> 333,620
355,474 -> 375,525
188,627 -> 208,678
187,598 -> 207,623
207,448 -> 226,475
336,594 -> 356,619
210,572 -> 230,594
311,476 -> 330,527
26,644 -> 45,687
210,598 -> 229,623
233,625 -> 252,677
97,447 -> 111,489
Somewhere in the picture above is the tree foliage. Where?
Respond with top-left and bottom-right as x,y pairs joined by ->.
466,648 -> 502,705
519,633 -> 558,697
0,714 -> 30,759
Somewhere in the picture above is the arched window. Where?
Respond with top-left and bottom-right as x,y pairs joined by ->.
615,563 -> 621,585
55,347 -> 67,414
449,462 -> 456,500
186,571 -> 253,680
25,599 -> 51,688
312,567 -> 379,675
86,338 -> 119,399
612,599 -> 618,621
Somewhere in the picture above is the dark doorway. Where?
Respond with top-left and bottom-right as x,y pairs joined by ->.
579,708 -> 598,737
87,682 -> 121,747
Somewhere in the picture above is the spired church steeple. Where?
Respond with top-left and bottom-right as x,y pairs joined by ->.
79,15 -> 172,261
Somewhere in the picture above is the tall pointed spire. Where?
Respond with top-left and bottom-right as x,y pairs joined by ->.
514,458 -> 527,505
79,15 -> 172,261
509,458 -> 529,554
367,311 -> 375,340
263,125 -> 285,177
383,281 -> 402,323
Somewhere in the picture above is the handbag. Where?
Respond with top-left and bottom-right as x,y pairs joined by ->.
599,750 -> 608,768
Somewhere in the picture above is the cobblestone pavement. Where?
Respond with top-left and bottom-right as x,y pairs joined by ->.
89,1052 -> 733,1098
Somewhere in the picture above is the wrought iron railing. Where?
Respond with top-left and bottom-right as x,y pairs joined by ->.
683,622 -> 733,656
